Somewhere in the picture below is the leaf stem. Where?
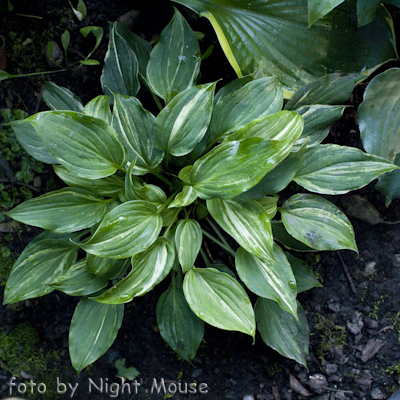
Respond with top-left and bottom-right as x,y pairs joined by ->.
200,248 -> 210,266
206,217 -> 233,253
6,69 -> 68,79
150,170 -> 173,187
156,190 -> 179,215
151,92 -> 163,111
202,229 -> 236,257
162,208 -> 181,238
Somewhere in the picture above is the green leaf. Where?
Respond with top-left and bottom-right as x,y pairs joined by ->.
207,198 -> 274,263
175,219 -> 202,273
294,144 -> 398,194
80,200 -> 162,259
272,220 -> 315,252
238,144 -> 307,200
357,0 -> 400,26
359,68 -> 400,206
113,94 -> 163,173
285,252 -> 322,293
69,298 -> 123,372
28,111 -> 126,179
285,73 -> 363,110
6,188 -> 107,232
69,0 -> 87,21
255,298 -> 309,367
11,120 -> 59,164
48,257 -> 127,296
43,81 -> 84,112
80,26 -> 104,59
183,267 -> 256,338
83,95 -> 112,124
210,77 -> 283,144
256,195 -> 278,219
61,30 -> 70,53
101,22 -> 140,98
173,0 -> 396,90
115,359 -> 140,380
187,136 -> 300,199
92,238 -> 175,303
3,232 -> 79,304
146,8 -> 201,102
53,166 -> 123,197
153,82 -> 216,157
308,0 -> 345,26
157,284 -> 205,362
294,105 -> 347,148
280,194 -> 358,252
0,70 -> 13,81
86,254 -> 129,276
120,163 -> 167,204
79,59 -> 100,66
236,245 -> 297,317
226,111 -> 303,142
169,185 -> 198,208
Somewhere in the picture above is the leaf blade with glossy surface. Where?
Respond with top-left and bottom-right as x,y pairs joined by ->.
255,297 -> 309,367
80,200 -> 162,259
6,188 -> 107,232
146,8 -> 201,102
157,284 -> 204,362
69,298 -> 124,372
207,198 -> 274,263
28,111 -> 126,179
183,267 -> 256,338
236,245 -> 297,317
280,194 -> 357,252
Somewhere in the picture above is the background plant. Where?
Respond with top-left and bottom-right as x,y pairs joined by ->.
2,5 -> 399,373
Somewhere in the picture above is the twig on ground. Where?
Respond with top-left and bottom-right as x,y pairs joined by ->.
336,252 -> 357,295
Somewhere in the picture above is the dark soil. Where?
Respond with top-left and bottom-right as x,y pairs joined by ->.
1,1 -> 400,400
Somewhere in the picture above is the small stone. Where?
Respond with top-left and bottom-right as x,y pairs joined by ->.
371,388 -> 385,400
325,364 -> 338,376
45,41 -> 64,68
259,383 -> 265,389
355,378 -> 372,386
328,375 -> 341,383
362,261 -> 377,277
191,368 -> 203,378
347,312 -> 364,335
243,395 -> 255,400
367,319 -> 379,329
393,254 -> 400,267
327,299 -> 341,313
230,378 -> 237,385
316,394 -> 330,400
33,176 -> 42,188
335,391 -> 346,400
20,370 -> 33,379
358,281 -> 369,290
308,373 -> 327,394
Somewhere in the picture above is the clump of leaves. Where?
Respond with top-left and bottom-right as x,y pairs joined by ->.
3,9 -> 398,372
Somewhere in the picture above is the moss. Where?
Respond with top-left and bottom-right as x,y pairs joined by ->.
0,245 -> 15,285
0,323 -> 67,399
314,313 -> 347,361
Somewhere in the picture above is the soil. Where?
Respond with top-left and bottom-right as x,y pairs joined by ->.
1,1 -> 400,400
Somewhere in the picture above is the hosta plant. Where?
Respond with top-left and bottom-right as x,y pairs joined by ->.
3,9 -> 398,372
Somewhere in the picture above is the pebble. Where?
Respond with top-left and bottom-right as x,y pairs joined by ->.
347,312 -> 364,335
20,370 -> 33,380
243,395 -> 255,400
371,388 -> 385,400
191,368 -> 203,378
325,363 -> 338,376
308,373 -> 327,394
335,391 -> 346,400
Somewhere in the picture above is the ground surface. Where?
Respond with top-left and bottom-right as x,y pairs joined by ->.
1,1 -> 400,400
